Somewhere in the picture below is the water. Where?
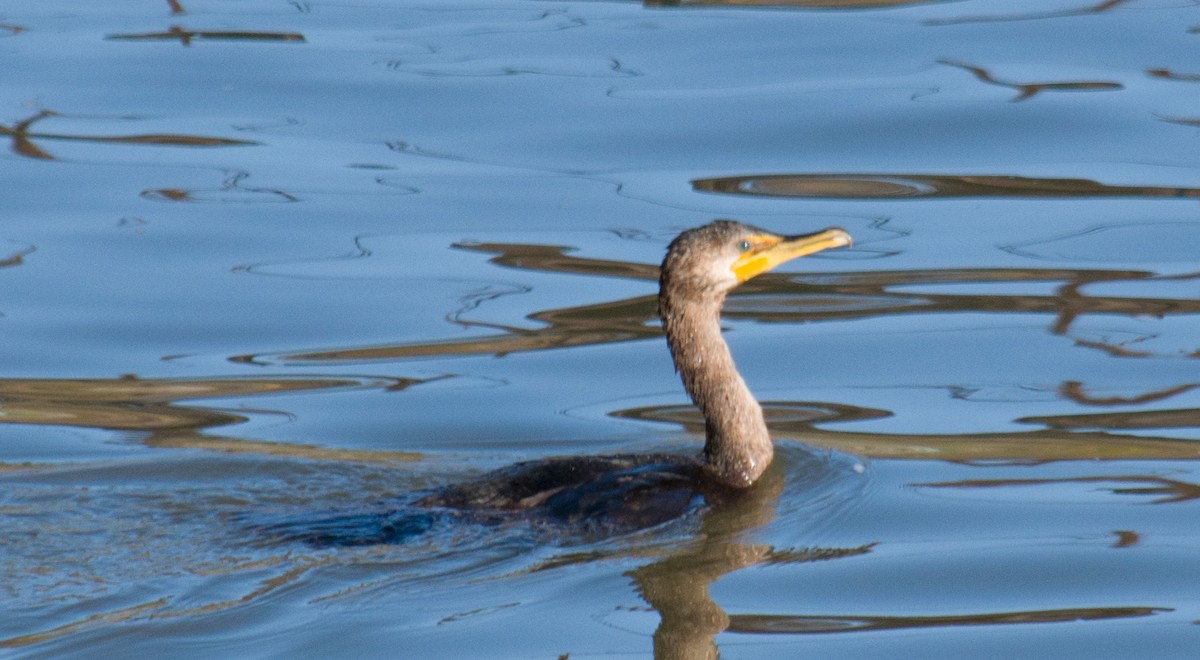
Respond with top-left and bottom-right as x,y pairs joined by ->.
3,0 -> 1199,657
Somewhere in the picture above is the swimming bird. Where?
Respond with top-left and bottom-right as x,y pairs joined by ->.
260,220 -> 851,545
415,220 -> 852,533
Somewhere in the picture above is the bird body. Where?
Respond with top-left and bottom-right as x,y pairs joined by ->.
267,221 -> 851,546
419,220 -> 851,516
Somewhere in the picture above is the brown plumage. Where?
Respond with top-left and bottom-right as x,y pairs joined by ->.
420,220 -> 852,528
659,220 -> 851,487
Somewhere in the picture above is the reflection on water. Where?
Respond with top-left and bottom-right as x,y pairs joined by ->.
645,0 -> 948,6
5,0 -> 1200,656
0,109 -> 256,161
0,243 -> 34,270
924,0 -> 1129,26
246,237 -> 1200,366
1147,68 -> 1200,84
920,473 -> 1200,504
227,234 -> 1200,465
106,27 -> 306,45
726,605 -> 1165,634
629,456 -> 873,659
0,376 -> 427,462
694,172 -> 1200,199
141,170 -> 299,204
1059,381 -> 1200,407
615,402 -> 1200,460
939,59 -> 1122,101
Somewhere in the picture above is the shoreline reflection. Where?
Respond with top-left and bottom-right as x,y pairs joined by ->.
0,375 -> 428,463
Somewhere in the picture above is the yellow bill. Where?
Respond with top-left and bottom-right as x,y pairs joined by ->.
731,228 -> 852,282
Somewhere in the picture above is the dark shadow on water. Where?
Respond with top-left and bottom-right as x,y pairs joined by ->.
725,605 -> 1168,634
106,26 -> 305,46
250,506 -> 443,547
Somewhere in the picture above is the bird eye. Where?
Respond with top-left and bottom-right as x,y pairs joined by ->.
737,240 -> 752,252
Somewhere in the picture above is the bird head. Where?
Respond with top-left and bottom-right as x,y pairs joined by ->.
660,220 -> 852,297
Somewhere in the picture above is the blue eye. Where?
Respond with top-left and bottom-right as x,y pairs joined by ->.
737,240 -> 752,252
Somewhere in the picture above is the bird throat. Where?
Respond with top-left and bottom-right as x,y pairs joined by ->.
660,289 -> 774,488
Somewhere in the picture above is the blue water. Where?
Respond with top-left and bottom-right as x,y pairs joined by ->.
3,0 -> 1200,657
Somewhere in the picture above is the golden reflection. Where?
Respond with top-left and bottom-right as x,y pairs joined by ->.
253,238 -> 1200,367
724,605 -> 1165,634
693,172 -> 1200,199
1,244 -> 34,270
1021,408 -> 1200,433
1060,381 -> 1200,407
924,0 -> 1129,26
0,109 -> 256,161
645,0 -> 940,6
106,26 -> 306,46
0,375 -> 427,462
141,170 -> 299,204
0,598 -> 171,649
1112,530 -> 1139,548
1147,68 -> 1200,83
232,238 -> 1200,460
939,59 -> 1122,102
617,402 -> 1200,461
919,474 -> 1200,504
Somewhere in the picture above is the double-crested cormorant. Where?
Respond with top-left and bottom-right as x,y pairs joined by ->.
262,221 -> 851,545
417,220 -> 852,531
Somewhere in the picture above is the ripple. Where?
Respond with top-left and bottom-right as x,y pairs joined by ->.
722,293 -> 928,315
106,27 -> 306,45
0,242 -> 35,269
646,0 -> 955,6
694,173 -> 1200,200
382,56 -> 637,78
141,170 -> 297,204
376,8 -> 585,38
725,606 -> 1166,634
1003,222 -> 1200,264
938,59 -> 1123,102
612,401 -> 892,428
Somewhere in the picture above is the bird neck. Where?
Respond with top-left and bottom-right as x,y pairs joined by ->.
660,288 -> 773,488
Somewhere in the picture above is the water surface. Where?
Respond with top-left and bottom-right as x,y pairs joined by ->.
3,0 -> 1200,657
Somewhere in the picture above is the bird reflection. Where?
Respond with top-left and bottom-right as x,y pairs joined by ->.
629,460 -> 873,659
